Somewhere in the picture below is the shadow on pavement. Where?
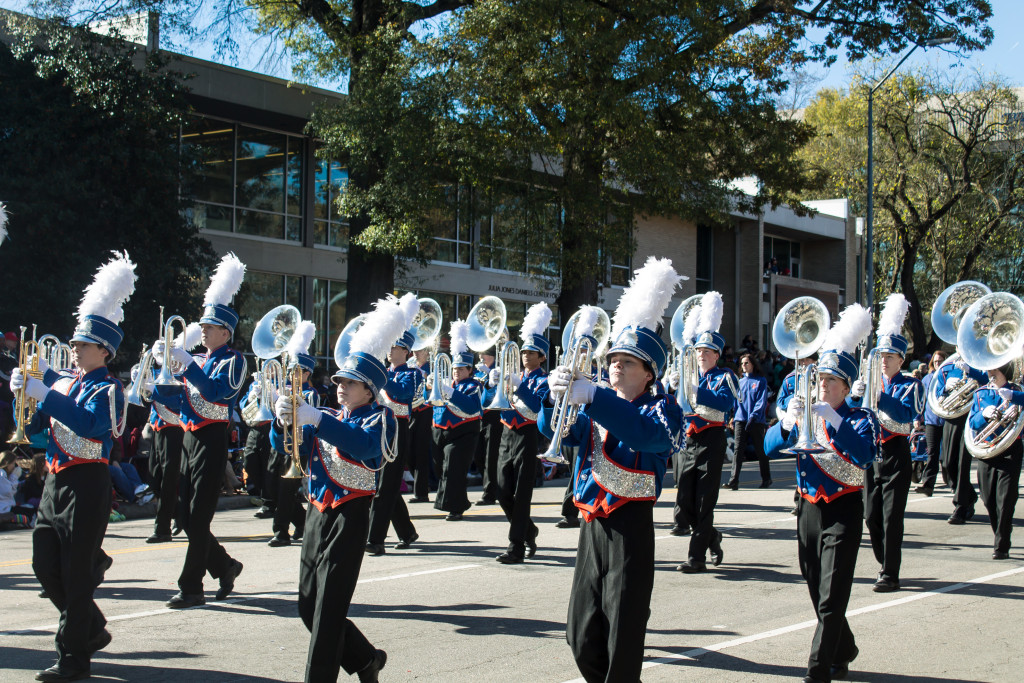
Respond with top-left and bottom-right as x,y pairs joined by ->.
352,602 -> 565,639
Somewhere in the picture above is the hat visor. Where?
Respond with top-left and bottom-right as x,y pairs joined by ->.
331,368 -> 378,393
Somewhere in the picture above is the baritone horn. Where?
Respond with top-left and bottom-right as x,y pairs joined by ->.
244,304 -> 300,426
461,296 -> 513,411
668,294 -> 703,410
927,281 -> 992,419
10,325 -> 43,445
280,360 -> 306,479
771,297 -> 831,455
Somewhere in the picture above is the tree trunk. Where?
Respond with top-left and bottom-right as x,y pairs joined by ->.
899,239 -> 930,360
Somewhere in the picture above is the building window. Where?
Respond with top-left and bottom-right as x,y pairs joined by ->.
764,235 -> 801,278
312,278 -> 347,361
478,187 -> 560,277
313,155 -> 349,249
696,225 -> 713,293
601,211 -> 632,287
426,185 -> 472,266
234,271 -> 304,354
182,116 -> 304,242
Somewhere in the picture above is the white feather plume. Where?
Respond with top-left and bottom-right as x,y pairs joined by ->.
450,320 -> 470,355
349,295 -> 412,360
574,306 -> 599,339
204,252 -> 246,306
77,251 -> 138,325
398,292 -> 420,330
175,322 -> 203,351
822,303 -> 873,355
285,320 -> 316,357
877,293 -> 910,338
682,303 -> 703,346
611,256 -> 685,338
696,291 -> 724,334
520,302 -> 553,339
0,203 -> 8,247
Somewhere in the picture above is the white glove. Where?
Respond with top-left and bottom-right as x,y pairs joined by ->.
997,387 -> 1014,402
11,368 -> 49,402
488,368 -> 500,388
566,377 -> 596,405
152,339 -> 166,366
168,346 -> 193,368
276,395 -> 322,428
944,376 -> 960,392
547,367 -> 572,397
812,401 -> 843,430
954,359 -> 968,373
667,371 -> 680,391
983,404 -> 999,420
851,379 -> 866,399
509,373 -> 522,390
476,362 -> 488,375
440,384 -> 454,400
782,398 -> 801,431
28,354 -> 51,376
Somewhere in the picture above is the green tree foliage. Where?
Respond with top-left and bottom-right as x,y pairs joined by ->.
799,71 -> 1024,355
0,17 -> 212,370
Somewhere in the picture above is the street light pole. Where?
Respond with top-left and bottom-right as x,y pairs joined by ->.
864,36 -> 955,313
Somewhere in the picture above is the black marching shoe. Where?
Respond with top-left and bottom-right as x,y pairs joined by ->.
669,525 -> 689,536
253,506 -> 275,519
914,486 -> 933,497
676,560 -> 707,574
268,536 -> 291,547
166,592 -> 205,609
831,645 -> 859,680
474,497 -> 496,506
496,546 -> 525,564
395,532 -> 419,550
35,663 -> 90,682
721,481 -> 738,490
526,528 -> 539,559
365,543 -> 386,556
802,676 -> 827,683
993,550 -> 1010,560
357,649 -> 387,683
710,530 -> 724,567
947,511 -> 967,525
759,479 -> 773,489
216,559 -> 244,601
87,628 -> 112,655
146,533 -> 173,544
872,575 -> 900,593
556,516 -> 580,528
408,496 -> 430,503
446,512 -> 463,521
171,523 -> 182,536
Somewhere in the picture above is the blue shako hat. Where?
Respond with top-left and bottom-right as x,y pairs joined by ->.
692,291 -> 725,354
333,294 -> 415,397
199,253 -> 246,334
394,329 -> 416,351
875,334 -> 909,357
875,293 -> 911,358
519,302 -> 553,357
816,304 -> 873,387
334,352 -> 387,395
608,326 -> 669,377
608,256 -> 686,377
72,251 -> 138,360
294,353 -> 316,373
448,320 -> 475,368
693,331 -> 726,354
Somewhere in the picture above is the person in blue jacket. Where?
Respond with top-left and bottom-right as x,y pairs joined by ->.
12,252 -> 136,682
473,348 -> 502,505
915,350 -> 947,496
724,352 -> 771,489
765,304 -> 878,683
848,294 -> 923,593
540,256 -> 684,683
966,361 -> 1024,560
935,356 -> 988,524
408,347 -> 434,503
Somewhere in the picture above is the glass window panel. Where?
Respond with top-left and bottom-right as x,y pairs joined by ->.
286,137 -> 303,216
791,241 -> 801,259
327,281 -> 347,358
285,275 -> 303,308
236,125 -> 285,214
190,203 -> 232,233
237,209 -> 285,240
234,271 -> 286,348
182,117 -> 234,205
329,163 -> 348,222
286,217 -> 302,243
314,159 -> 330,221
313,278 -> 329,357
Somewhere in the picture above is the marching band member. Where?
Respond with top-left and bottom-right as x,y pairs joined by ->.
540,256 -> 684,683
777,351 -> 818,515
492,302 -> 551,563
849,294 -> 922,592
269,295 -> 404,683
366,293 -> 421,554
146,322 -> 201,544
765,304 -> 878,683
938,357 -> 988,524
408,347 -> 434,502
431,320 -> 484,521
915,350 -> 948,496
474,347 -> 501,505
673,291 -> 738,573
267,321 -> 319,547
967,362 -> 1024,559
12,252 -> 136,682
153,252 -> 247,609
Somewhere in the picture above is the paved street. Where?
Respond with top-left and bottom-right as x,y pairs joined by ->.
2,465 -> 1021,682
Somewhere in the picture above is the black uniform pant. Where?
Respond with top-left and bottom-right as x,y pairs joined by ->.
919,423 -> 944,490
368,417 -> 416,544
272,476 -> 306,541
497,423 -> 540,548
433,420 -> 479,514
33,463 -> 110,670
561,446 -> 580,520
409,408 -> 434,499
567,501 -> 655,683
299,496 -> 376,683
942,415 -> 977,514
150,425 -> 184,536
244,422 -> 274,503
798,493 -> 862,682
476,410 -> 502,501
674,427 -> 726,564
864,436 -> 911,580
178,424 -> 235,595
727,420 -> 770,485
977,441 -> 1023,553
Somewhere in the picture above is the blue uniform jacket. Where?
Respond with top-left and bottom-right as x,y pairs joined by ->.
433,377 -> 483,429
269,401 -> 395,510
735,374 -> 769,424
777,370 -> 798,415
765,401 -> 879,503
152,344 -> 246,431
380,363 -> 422,420
968,382 -> 1024,443
475,362 -> 497,407
683,366 -> 737,436
849,372 -> 923,441
34,366 -> 125,472
500,367 -> 549,429
539,387 -> 682,520
920,372 -> 944,426
932,360 -> 987,419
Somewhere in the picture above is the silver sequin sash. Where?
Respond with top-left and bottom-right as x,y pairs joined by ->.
591,423 -> 657,500
154,401 -> 181,425
316,439 -> 376,493
50,377 -> 104,461
380,392 -> 410,418
878,409 -> 912,436
186,384 -> 229,422
810,418 -> 864,486
694,404 -> 725,423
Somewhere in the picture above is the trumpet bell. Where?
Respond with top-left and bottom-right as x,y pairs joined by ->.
957,292 -> 1024,371
466,296 -> 507,352
931,281 -> 991,345
772,297 -> 831,360
333,314 -> 368,369
411,298 -> 443,351
561,306 -> 611,353
669,295 -> 703,348
252,304 -> 302,360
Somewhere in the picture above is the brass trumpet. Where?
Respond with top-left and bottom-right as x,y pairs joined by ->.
10,325 -> 44,445
280,361 -> 306,479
